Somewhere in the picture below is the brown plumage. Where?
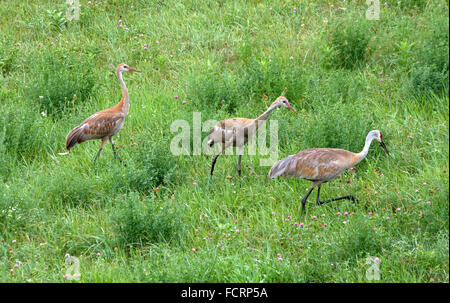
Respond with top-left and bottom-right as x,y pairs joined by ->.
207,96 -> 297,177
65,63 -> 140,163
268,130 -> 389,213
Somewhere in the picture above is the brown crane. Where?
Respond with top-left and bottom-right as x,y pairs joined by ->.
65,63 -> 140,163
207,96 -> 297,178
268,130 -> 389,213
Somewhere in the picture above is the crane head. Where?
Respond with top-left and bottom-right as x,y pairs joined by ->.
117,63 -> 141,73
373,130 -> 389,155
273,96 -> 297,114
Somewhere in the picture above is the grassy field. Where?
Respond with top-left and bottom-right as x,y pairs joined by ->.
0,0 -> 448,282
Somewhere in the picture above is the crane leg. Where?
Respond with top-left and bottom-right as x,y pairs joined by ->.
316,185 -> 322,205
93,137 -> 109,164
210,154 -> 220,177
109,137 -> 126,166
93,148 -> 103,164
237,155 -> 242,177
300,186 -> 316,214
317,195 -> 357,205
210,144 -> 225,178
316,185 -> 358,205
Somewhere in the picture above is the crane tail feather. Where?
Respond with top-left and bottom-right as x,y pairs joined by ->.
65,126 -> 83,151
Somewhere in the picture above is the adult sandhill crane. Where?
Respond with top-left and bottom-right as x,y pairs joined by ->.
65,63 -> 140,164
207,96 -> 297,178
268,130 -> 389,214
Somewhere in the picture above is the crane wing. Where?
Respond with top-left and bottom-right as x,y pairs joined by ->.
269,148 -> 355,181
77,111 -> 125,139
207,118 -> 255,147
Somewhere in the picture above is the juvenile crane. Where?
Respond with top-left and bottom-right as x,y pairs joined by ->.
207,96 -> 297,178
65,63 -> 140,163
268,130 -> 389,213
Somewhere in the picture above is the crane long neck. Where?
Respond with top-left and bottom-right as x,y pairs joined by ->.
354,135 -> 374,165
255,104 -> 277,125
117,70 -> 130,115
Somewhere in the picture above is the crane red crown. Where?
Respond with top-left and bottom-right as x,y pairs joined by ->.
379,131 -> 383,139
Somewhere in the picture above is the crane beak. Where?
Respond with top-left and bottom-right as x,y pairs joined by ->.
128,67 -> 141,72
287,104 -> 297,114
380,140 -> 389,155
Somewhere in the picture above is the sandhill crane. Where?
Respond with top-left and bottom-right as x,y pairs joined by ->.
207,96 -> 297,178
65,63 -> 140,164
268,130 -> 389,214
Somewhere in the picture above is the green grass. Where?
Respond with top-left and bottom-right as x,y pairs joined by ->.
0,0 -> 448,282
